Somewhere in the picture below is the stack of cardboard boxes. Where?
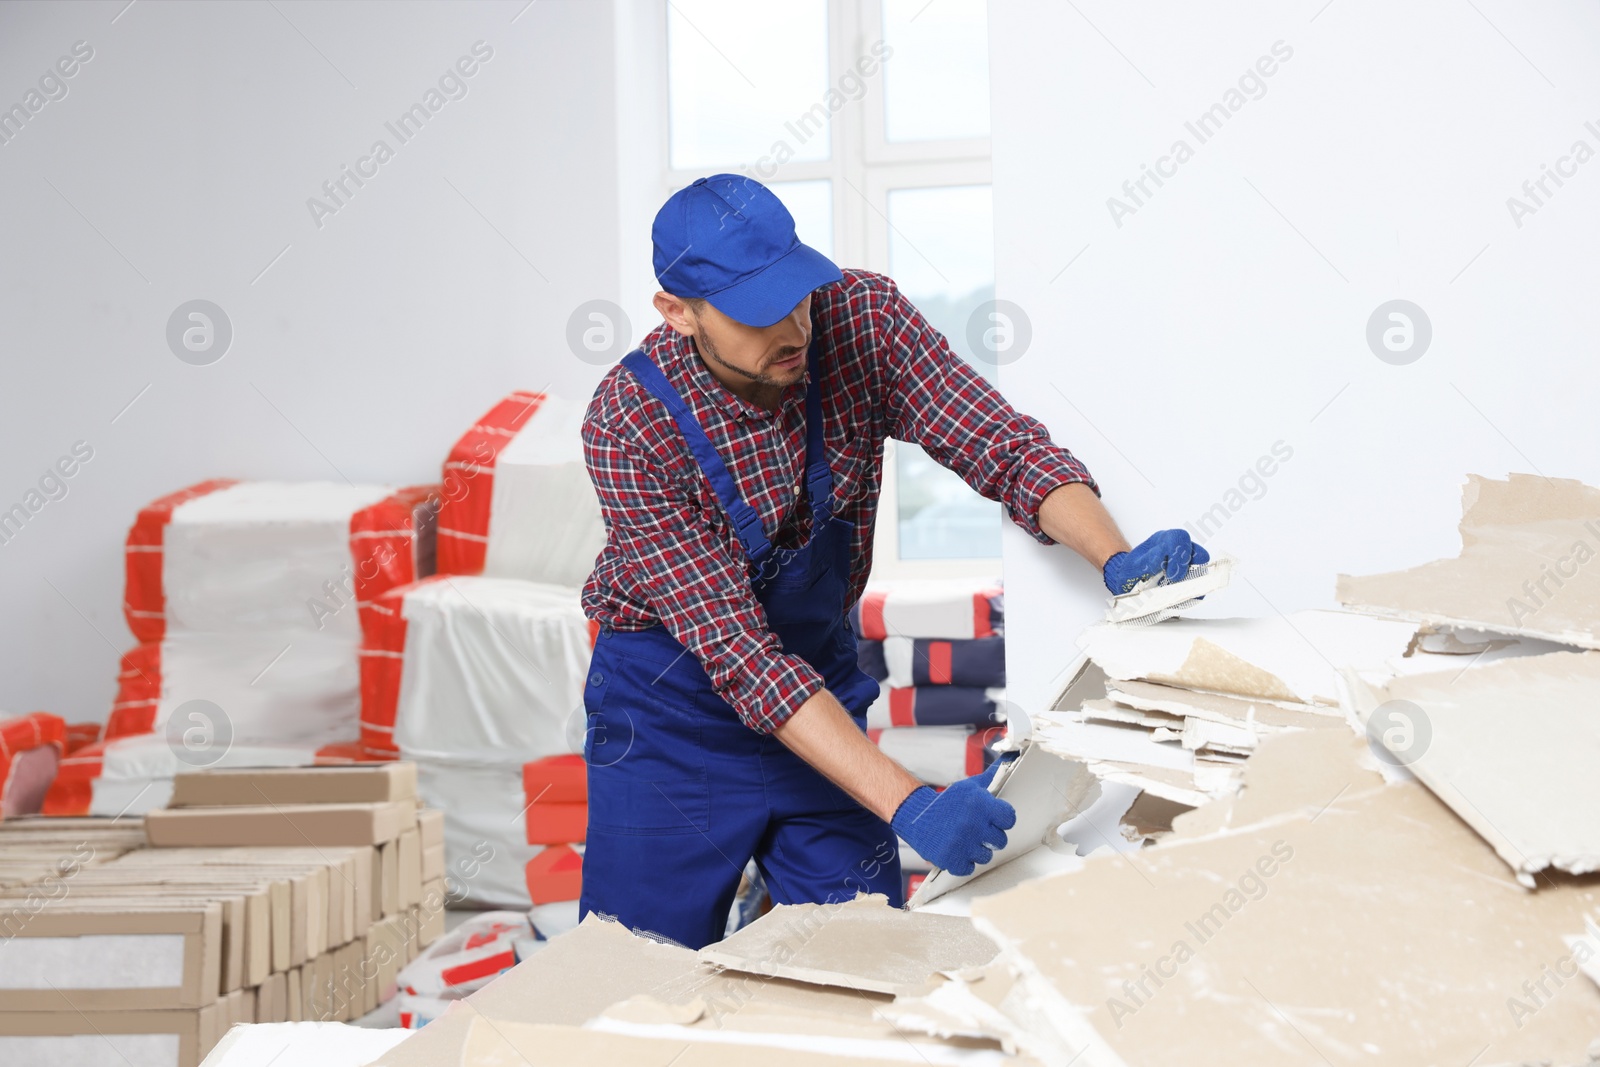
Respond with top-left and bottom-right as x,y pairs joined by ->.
0,762 -> 443,1067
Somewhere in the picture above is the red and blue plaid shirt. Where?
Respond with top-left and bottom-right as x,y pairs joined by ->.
580,269 -> 1096,733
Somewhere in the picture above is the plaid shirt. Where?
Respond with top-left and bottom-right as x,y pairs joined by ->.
580,269 -> 1096,733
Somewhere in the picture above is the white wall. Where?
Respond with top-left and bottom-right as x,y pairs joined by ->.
0,0 -> 641,723
991,0 -> 1600,713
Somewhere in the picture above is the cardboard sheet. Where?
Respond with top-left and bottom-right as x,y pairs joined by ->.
1338,474 -> 1600,649
971,781 -> 1600,1066
699,895 -> 999,997
1076,611 -> 1417,705
909,744 -> 1097,907
1350,650 -> 1600,877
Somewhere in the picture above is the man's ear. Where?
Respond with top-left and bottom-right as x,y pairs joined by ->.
654,292 -> 697,337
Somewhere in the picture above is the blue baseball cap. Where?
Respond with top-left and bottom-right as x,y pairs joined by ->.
652,174 -> 842,328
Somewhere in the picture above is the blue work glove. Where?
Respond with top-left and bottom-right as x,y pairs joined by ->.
890,757 -> 1017,877
1103,529 -> 1210,595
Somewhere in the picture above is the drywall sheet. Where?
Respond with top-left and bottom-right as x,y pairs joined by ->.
1077,611 -> 1417,705
699,895 -> 999,996
1105,679 -> 1342,731
199,1022 -> 409,1066
1353,650 -> 1600,878
1338,474 -> 1600,649
1171,729 -> 1380,840
910,744 -> 1097,907
971,782 -> 1600,1066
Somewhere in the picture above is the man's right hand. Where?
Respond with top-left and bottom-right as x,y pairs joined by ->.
890,761 -> 1016,876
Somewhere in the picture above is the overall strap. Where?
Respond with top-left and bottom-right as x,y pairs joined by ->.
802,336 -> 835,523
621,349 -> 773,563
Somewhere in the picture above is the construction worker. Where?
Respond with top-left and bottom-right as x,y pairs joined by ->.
577,174 -> 1205,948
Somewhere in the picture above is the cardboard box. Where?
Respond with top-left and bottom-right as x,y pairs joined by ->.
379,837 -> 400,918
169,762 -> 417,807
422,842 -> 445,883
145,801 -> 415,848
0,903 -> 222,1010
417,808 -> 444,850
256,970 -> 286,1024
285,965 -> 302,1023
0,1005 -> 222,1067
397,826 -> 421,909
418,878 -> 446,947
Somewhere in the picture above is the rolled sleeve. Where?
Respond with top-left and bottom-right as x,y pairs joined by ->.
583,411 -> 822,733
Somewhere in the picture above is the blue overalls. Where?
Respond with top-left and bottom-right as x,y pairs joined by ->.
577,337 -> 903,949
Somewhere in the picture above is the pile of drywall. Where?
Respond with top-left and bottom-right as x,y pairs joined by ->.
1031,610 -> 1415,809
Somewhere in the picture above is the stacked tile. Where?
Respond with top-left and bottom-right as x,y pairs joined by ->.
44,480 -> 439,817
853,579 -> 1007,788
0,763 -> 442,1066
1034,609 -> 1417,809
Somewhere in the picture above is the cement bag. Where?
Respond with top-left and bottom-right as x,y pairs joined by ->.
851,579 -> 1004,640
866,685 -> 1007,729
868,725 -> 1000,787
435,391 -> 606,588
869,635 -> 1007,688
415,759 -> 542,908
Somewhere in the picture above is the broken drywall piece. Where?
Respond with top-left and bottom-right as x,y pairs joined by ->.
1350,649 -> 1600,877
913,842 -> 1087,918
1338,473 -> 1600,649
1171,728 -> 1380,839
1105,679 -> 1342,730
1565,914 -> 1600,992
697,895 -> 999,997
1077,611 -> 1417,706
972,782 -> 1600,1066
910,743 -> 1098,908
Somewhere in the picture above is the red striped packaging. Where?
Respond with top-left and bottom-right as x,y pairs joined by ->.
1,711 -> 66,818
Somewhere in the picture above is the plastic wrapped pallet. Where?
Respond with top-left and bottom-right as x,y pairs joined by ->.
1,712 -> 65,819
108,479 -> 439,744
359,575 -> 593,759
434,391 -> 606,587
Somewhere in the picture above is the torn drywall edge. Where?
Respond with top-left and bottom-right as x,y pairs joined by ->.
1336,474 -> 1600,651
580,1016 -> 1004,1064
1105,680 -> 1343,729
1076,611 -> 1419,706
698,896 -> 1000,998
1347,650 -> 1600,879
966,923 -> 1130,1067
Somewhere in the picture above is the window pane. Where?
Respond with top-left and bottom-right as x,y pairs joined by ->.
882,0 -> 991,142
887,184 -> 1000,559
668,0 -> 831,170
768,179 -> 833,260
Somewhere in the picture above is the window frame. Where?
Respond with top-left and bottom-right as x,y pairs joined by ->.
658,0 -> 1000,580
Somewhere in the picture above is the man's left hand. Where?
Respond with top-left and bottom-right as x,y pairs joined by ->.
1102,529 -> 1209,595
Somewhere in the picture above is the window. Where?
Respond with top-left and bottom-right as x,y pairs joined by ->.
663,0 -> 996,578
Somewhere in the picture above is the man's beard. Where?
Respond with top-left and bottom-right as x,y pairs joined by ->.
696,328 -> 806,387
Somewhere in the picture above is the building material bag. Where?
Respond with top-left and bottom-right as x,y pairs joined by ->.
866,685 -> 1006,729
359,576 -> 592,760
859,635 -> 1006,688
108,479 -> 438,746
397,911 -> 531,998
867,725 -> 1000,787
434,391 -> 606,587
850,580 -> 1003,641
0,711 -> 65,818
